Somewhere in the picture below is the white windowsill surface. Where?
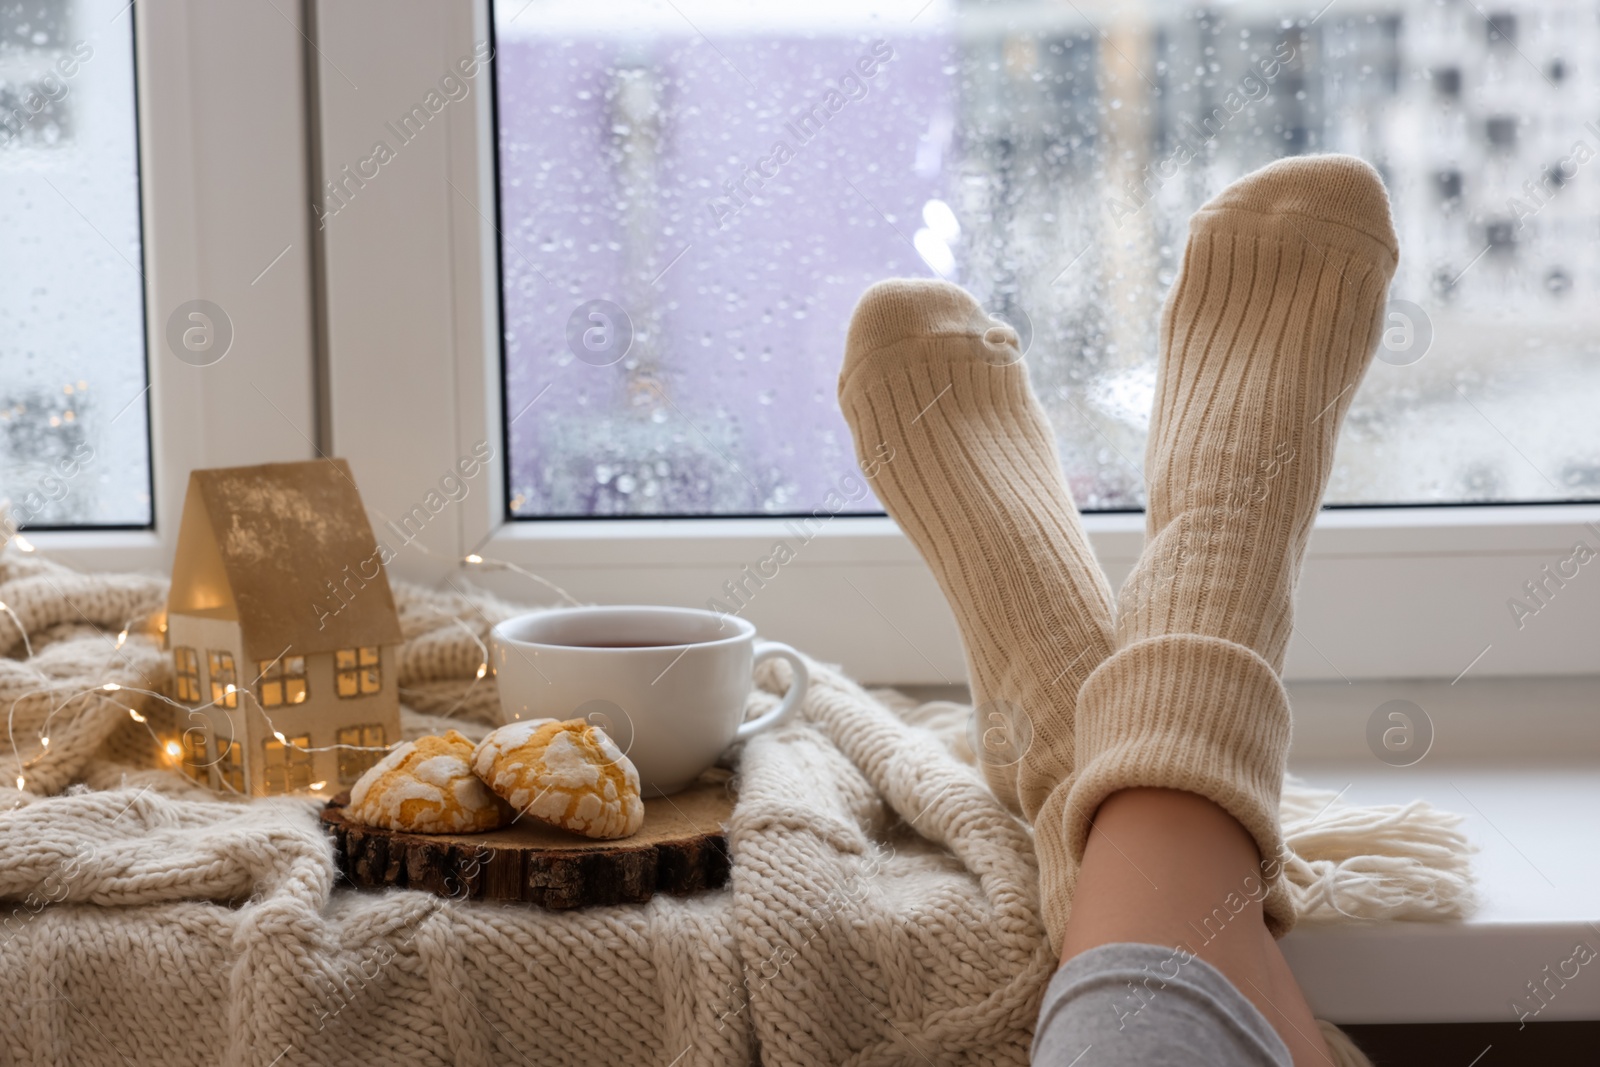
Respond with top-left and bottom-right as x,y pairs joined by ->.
1277,676 -> 1600,1025
1282,760 -> 1600,1025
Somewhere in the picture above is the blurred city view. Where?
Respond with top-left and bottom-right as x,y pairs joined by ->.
3,1 -> 1598,528
0,0 -> 146,528
496,0 -> 1600,517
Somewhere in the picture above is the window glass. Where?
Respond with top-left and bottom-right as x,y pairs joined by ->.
0,0 -> 150,529
493,0 -> 1600,515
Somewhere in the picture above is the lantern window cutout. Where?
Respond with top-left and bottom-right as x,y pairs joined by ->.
262,734 -> 313,795
173,647 -> 202,704
208,651 -> 238,708
337,723 -> 388,784
259,655 -> 308,707
336,646 -> 381,698
219,740 -> 245,794
180,729 -> 210,786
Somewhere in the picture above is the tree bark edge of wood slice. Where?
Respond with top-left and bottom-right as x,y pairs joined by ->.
321,769 -> 735,908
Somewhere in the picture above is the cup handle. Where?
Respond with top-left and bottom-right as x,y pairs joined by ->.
736,641 -> 810,742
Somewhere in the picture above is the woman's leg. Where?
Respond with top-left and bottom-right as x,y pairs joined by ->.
1053,155 -> 1398,1064
1056,788 -> 1329,1065
837,154 -> 1395,1067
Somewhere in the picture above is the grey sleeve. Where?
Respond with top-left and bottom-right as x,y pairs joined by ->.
1031,942 -> 1293,1067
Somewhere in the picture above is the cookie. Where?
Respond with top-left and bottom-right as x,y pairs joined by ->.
345,730 -> 510,833
472,718 -> 644,840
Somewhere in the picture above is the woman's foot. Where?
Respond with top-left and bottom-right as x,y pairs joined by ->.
838,278 -> 1116,942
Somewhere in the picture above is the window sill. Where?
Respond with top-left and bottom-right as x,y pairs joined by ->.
1280,674 -> 1600,1024
898,676 -> 1600,1025
1282,759 -> 1600,1025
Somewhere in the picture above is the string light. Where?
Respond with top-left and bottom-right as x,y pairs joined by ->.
164,741 -> 181,758
0,600 -> 33,659
475,662 -> 487,680
102,682 -> 121,692
128,710 -> 146,724
310,781 -> 327,791
15,776 -> 23,790
39,737 -> 48,748
457,552 -> 580,606
114,629 -> 128,649
272,731 -> 288,744
12,535 -> 33,553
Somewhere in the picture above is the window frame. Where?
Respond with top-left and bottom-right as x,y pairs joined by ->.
18,0 -> 320,571
314,0 -> 1599,685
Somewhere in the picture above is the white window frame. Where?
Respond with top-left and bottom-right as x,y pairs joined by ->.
22,0 -> 319,572
317,0 -> 1600,685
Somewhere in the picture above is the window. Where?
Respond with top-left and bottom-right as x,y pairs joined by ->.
173,647 -> 201,704
335,647 -> 381,699
337,724 -> 388,784
489,1 -> 1600,515
261,734 -> 312,795
179,729 -> 209,787
318,3 -> 1600,686
0,0 -> 150,529
208,651 -> 237,709
218,740 -> 244,795
258,655 -> 307,708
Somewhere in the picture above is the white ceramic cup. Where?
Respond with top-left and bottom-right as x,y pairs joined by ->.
489,605 -> 809,797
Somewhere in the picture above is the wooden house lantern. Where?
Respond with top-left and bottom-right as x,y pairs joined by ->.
165,459 -> 403,796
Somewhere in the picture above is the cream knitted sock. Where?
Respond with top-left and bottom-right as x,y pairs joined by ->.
837,280 -> 1115,852
1064,155 -> 1399,938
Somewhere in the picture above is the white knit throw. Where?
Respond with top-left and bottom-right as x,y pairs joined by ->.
0,548 -> 1475,1065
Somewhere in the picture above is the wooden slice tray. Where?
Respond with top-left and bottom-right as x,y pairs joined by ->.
322,771 -> 735,908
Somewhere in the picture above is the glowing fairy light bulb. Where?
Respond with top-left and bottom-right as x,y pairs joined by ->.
225,684 -> 237,696
128,710 -> 146,723
465,554 -> 483,564
165,741 -> 181,758
102,682 -> 121,692
115,629 -> 128,648
476,663 -> 487,680
310,781 -> 327,791
12,535 -> 33,553
15,776 -> 23,790
40,737 -> 48,748
273,731 -> 287,744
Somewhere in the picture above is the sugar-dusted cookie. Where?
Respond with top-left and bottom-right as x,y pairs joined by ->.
345,730 -> 510,833
471,718 -> 644,840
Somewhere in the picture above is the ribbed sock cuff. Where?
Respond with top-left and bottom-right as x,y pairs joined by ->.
1065,634 -> 1297,936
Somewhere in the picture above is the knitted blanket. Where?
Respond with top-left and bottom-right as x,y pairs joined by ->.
0,549 -> 1475,1065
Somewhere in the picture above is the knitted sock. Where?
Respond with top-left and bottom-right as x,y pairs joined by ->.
837,281 -> 1115,892
1065,155 -> 1399,937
